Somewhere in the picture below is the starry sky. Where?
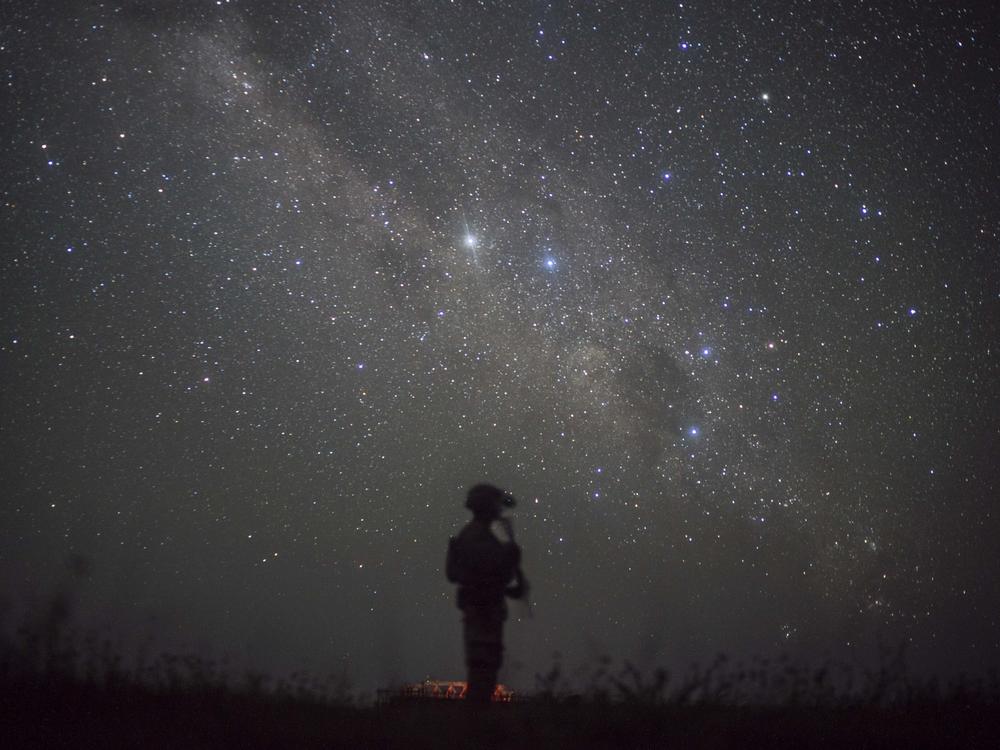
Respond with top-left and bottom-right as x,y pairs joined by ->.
2,1 -> 999,694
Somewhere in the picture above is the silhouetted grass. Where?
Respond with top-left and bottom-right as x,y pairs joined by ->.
2,593 -> 999,748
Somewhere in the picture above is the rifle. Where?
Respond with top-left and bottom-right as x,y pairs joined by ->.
497,516 -> 532,617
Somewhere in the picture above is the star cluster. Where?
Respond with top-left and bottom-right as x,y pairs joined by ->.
2,1 -> 998,690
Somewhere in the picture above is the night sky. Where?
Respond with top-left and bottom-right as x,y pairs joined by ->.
3,1 -> 999,694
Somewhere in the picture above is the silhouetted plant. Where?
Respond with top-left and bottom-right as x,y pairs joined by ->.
534,653 -> 568,700
609,660 -> 670,704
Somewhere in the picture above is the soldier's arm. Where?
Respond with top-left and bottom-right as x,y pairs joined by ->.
505,542 -> 521,573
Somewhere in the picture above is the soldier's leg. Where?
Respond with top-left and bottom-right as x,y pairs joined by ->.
463,605 -> 504,703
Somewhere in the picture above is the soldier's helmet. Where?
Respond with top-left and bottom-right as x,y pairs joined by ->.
465,483 -> 517,515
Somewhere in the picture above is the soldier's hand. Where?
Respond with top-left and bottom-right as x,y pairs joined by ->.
506,579 -> 528,600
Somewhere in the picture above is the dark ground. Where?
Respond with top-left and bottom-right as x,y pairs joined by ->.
3,679 -> 999,749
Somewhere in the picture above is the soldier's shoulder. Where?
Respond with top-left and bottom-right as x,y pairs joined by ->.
452,521 -> 475,541
454,520 -> 497,545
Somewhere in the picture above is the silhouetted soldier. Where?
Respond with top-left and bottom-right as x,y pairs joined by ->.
446,483 -> 528,704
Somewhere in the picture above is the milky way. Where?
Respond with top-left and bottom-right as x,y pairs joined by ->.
3,1 -> 998,692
